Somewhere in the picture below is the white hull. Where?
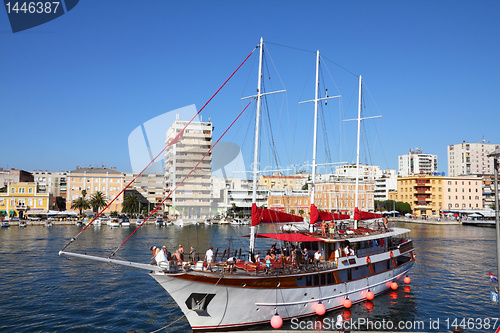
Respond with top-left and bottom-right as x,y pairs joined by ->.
150,259 -> 413,331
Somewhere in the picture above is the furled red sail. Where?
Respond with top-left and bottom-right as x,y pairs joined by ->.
354,207 -> 383,221
251,203 -> 303,226
309,204 -> 350,225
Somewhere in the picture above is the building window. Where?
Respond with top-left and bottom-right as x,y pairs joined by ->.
11,188 -> 15,194
28,188 -> 33,193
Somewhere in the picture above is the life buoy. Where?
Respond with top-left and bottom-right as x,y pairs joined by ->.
389,251 -> 394,258
366,256 -> 371,264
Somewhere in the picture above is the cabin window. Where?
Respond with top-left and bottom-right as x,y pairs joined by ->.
352,266 -> 371,280
337,270 -> 348,282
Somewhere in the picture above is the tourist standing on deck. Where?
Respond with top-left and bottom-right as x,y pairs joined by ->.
204,246 -> 214,271
189,246 -> 196,262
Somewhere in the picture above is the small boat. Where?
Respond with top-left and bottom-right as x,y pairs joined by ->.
109,218 -> 120,228
45,221 -> 54,227
93,219 -> 102,227
19,221 -> 27,227
121,217 -> 131,227
155,217 -> 164,227
1,222 -> 10,228
135,219 -> 144,226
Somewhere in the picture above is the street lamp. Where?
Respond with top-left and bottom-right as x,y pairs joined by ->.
488,148 -> 500,314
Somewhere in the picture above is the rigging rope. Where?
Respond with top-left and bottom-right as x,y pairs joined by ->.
60,45 -> 258,252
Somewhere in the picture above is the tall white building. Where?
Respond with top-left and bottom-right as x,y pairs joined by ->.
164,115 -> 212,219
448,141 -> 499,176
398,148 -> 438,177
335,164 -> 382,180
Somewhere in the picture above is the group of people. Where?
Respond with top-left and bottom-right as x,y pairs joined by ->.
150,244 -> 198,267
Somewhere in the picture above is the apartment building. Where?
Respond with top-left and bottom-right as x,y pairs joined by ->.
258,173 -> 308,190
448,141 -> 499,176
335,164 -> 382,180
0,182 -> 52,218
398,148 -> 438,177
389,174 -> 482,217
123,173 -> 169,213
315,179 -> 376,213
32,170 -> 68,198
0,168 -> 33,187
66,166 -> 124,213
164,116 -> 212,219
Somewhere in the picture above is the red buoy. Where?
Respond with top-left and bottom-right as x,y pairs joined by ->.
315,302 -> 326,316
270,313 -> 283,329
390,282 -> 398,290
404,276 -> 411,284
366,290 -> 374,300
343,297 -> 352,308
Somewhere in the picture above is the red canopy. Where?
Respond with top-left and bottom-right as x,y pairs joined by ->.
354,207 -> 383,221
310,204 -> 350,225
251,203 -> 303,227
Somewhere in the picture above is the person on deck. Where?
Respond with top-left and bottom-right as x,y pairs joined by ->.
189,246 -> 196,262
329,220 -> 335,237
314,249 -> 322,264
321,220 -> 327,236
303,247 -> 310,263
155,246 -> 167,267
177,244 -> 184,261
204,246 -> 214,271
150,246 -> 159,264
264,250 -> 272,273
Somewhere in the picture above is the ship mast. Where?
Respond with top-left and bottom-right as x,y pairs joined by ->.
249,37 -> 264,256
299,51 -> 340,232
344,75 -> 381,229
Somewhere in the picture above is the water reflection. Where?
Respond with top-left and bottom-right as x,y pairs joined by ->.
0,222 -> 498,332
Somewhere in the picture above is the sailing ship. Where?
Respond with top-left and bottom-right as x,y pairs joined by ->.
59,38 -> 415,331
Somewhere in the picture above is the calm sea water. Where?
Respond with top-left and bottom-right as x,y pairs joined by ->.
0,222 -> 498,332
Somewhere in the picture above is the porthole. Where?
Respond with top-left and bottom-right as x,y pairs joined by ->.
241,283 -> 246,287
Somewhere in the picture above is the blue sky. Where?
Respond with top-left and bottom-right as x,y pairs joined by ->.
1,1 -> 499,175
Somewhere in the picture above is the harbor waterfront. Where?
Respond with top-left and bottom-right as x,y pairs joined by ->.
0,222 -> 498,332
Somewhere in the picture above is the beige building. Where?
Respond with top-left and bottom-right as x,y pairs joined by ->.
258,173 -> 308,190
267,179 -> 376,216
267,192 -> 310,216
32,170 -> 68,198
123,173 -> 169,214
66,167 -> 124,213
164,116 -> 212,219
389,174 -> 483,217
448,141 -> 499,176
315,180 -> 376,213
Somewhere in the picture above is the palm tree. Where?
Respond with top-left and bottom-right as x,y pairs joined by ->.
90,191 -> 108,214
122,194 -> 139,214
71,196 -> 90,216
299,209 -> 304,216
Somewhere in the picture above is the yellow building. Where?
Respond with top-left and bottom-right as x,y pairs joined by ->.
66,167 -> 124,213
0,182 -> 52,218
388,174 -> 483,217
